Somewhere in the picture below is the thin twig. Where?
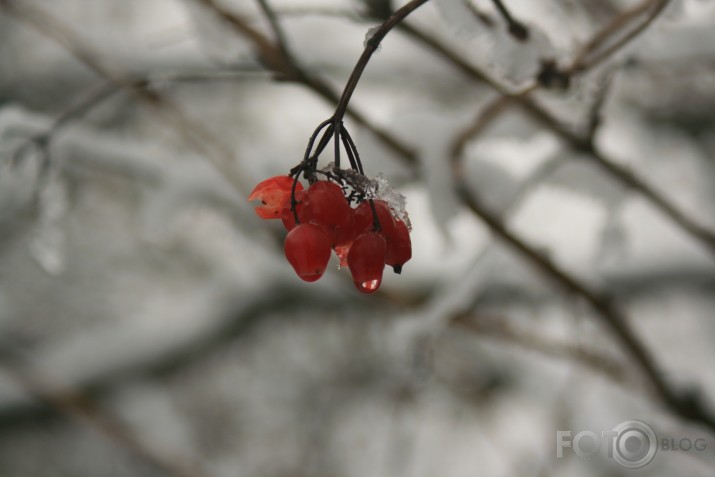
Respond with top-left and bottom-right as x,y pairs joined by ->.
453,314 -> 629,385
254,0 -> 292,60
464,1 -> 495,27
395,6 -> 715,256
193,0 -> 417,165
332,0 -> 431,123
449,94 -> 513,159
11,67 -> 265,165
0,0 -> 255,195
490,0 -> 529,40
453,175 -> 715,434
569,0 -> 670,73
274,6 -> 364,21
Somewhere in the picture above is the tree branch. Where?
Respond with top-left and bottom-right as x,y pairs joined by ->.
332,0 -> 431,123
0,0 -> 256,195
193,0 -> 417,165
490,0 -> 529,40
1,355 -> 211,477
392,3 -> 715,257
453,174 -> 715,434
452,313 -> 629,386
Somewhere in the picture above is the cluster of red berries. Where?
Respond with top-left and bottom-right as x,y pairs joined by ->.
248,175 -> 411,293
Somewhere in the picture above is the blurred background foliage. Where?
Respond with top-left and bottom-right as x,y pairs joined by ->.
0,0 -> 715,476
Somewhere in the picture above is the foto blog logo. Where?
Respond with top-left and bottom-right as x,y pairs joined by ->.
556,420 -> 707,468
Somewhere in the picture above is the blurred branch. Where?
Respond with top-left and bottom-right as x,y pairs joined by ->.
568,0 -> 671,73
333,0 -> 432,124
10,67 -> 266,166
453,313 -> 629,385
392,0 -> 715,257
274,6 -> 364,21
0,282 -> 391,429
192,0 -> 417,165
254,0 -> 292,60
1,357 -> 211,477
465,1 -> 495,27
490,0 -> 529,40
0,0 -> 256,195
449,94 -> 513,158
452,170 -> 715,434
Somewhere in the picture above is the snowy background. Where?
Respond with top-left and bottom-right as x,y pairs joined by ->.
1,0 -> 715,476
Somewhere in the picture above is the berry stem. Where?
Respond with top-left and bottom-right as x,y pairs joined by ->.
311,123 -> 335,167
302,118 -> 332,164
367,199 -> 382,233
340,130 -> 359,173
340,125 -> 364,175
333,120 -> 341,169
289,165 -> 304,225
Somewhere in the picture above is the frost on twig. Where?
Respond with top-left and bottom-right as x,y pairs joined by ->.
363,25 -> 383,51
320,162 -> 410,228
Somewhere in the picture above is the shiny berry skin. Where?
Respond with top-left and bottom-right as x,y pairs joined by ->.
354,200 -> 396,237
284,224 -> 331,282
331,209 -> 356,246
303,180 -> 353,245
248,176 -> 303,219
385,219 -> 412,274
347,232 -> 386,294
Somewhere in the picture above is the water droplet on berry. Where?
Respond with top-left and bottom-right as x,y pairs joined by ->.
347,231 -> 386,294
358,279 -> 381,293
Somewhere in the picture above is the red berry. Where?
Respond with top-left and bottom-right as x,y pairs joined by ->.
248,176 -> 303,219
354,200 -> 396,237
385,219 -> 411,273
332,208 -> 356,246
284,224 -> 331,282
303,180 -> 353,245
347,231 -> 386,294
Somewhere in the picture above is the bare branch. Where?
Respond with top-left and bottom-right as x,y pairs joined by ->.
193,0 -> 417,166
1,356 -> 211,477
453,313 -> 630,386
452,173 -> 715,434
332,0 -> 432,123
464,1 -> 495,28
395,6 -> 715,257
11,67 -> 265,166
569,0 -> 671,73
0,0 -> 256,195
490,0 -> 529,40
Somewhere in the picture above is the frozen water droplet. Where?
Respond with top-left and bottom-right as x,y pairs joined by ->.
29,168 -> 68,275
319,164 -> 409,227
364,25 -> 382,52
372,174 -> 410,229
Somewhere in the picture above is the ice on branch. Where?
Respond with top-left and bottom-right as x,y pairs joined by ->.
364,25 -> 383,52
320,163 -> 410,229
